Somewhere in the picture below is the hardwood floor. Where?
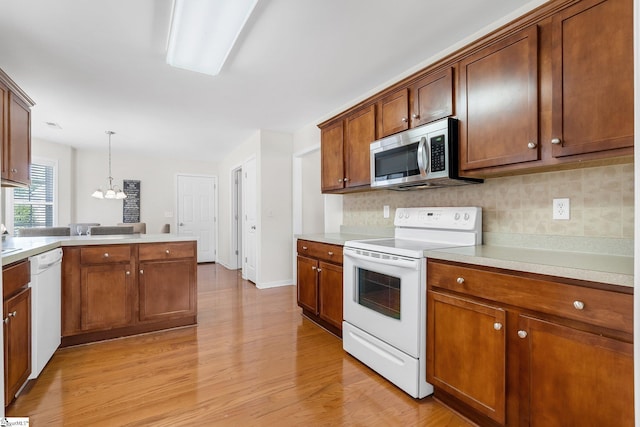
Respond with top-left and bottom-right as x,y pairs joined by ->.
7,263 -> 473,426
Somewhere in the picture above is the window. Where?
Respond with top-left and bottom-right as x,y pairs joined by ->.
11,158 -> 57,234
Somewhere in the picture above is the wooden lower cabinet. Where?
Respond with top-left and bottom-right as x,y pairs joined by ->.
427,259 -> 633,426
518,316 -> 633,426
428,292 -> 506,424
62,241 -> 197,345
296,239 -> 343,336
2,260 -> 31,407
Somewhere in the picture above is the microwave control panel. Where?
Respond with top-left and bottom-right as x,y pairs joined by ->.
430,135 -> 446,172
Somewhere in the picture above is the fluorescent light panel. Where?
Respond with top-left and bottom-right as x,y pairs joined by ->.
166,0 -> 259,76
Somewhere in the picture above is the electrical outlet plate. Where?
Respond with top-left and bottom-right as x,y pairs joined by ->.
553,198 -> 570,220
383,205 -> 390,218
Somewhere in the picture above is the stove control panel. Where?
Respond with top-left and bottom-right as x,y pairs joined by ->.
395,207 -> 481,230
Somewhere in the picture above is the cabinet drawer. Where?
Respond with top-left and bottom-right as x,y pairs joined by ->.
80,245 -> 132,264
139,242 -> 196,261
2,259 -> 30,299
427,260 -> 633,334
297,240 -> 343,264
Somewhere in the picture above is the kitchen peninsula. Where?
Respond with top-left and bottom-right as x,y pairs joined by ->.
2,234 -> 197,346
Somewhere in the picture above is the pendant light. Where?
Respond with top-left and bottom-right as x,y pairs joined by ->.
91,131 -> 127,200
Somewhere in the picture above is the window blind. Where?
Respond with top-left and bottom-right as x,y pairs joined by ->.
14,163 -> 55,230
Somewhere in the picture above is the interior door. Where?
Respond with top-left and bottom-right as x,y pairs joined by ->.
243,157 -> 257,283
177,174 -> 217,263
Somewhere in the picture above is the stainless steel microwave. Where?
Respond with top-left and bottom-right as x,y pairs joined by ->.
370,117 -> 482,190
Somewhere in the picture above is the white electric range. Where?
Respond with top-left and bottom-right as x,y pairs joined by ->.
342,206 -> 482,398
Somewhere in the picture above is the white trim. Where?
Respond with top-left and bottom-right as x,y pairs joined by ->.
229,163 -> 243,270
256,279 -> 294,289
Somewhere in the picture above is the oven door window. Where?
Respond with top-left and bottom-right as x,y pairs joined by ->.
356,268 -> 400,319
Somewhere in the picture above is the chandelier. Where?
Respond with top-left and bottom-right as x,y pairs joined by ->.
91,131 -> 127,200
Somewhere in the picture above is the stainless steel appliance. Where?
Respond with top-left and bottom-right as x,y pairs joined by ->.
343,207 -> 482,398
370,117 -> 482,190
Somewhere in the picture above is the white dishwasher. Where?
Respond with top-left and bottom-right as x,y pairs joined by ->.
28,248 -> 63,379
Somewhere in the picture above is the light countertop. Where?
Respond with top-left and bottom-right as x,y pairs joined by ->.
296,233 -> 633,289
2,234 -> 197,266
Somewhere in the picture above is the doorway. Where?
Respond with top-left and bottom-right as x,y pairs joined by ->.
176,174 -> 218,263
231,166 -> 243,270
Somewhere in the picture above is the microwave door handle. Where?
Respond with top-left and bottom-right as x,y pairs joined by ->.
417,137 -> 428,175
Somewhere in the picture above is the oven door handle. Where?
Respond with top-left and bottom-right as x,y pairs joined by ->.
417,136 -> 428,176
344,249 -> 419,269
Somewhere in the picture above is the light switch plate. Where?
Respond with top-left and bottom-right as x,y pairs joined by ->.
383,205 -> 390,218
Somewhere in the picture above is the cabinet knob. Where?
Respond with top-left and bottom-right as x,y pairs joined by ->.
343,178 -> 349,182
328,251 -> 334,256
493,322 -> 503,331
551,137 -> 562,145
104,253 -> 109,258
401,117 -> 408,123
456,277 -> 465,284
302,246 -> 308,250
9,311 -> 17,317
573,300 -> 585,310
527,141 -> 537,149
126,271 -> 131,276
317,268 -> 322,273
10,168 -> 17,173
3,317 -> 8,325
517,330 -> 528,339
412,114 -> 419,119
165,249 -> 170,254
140,269 -> 144,275
311,266 -> 316,271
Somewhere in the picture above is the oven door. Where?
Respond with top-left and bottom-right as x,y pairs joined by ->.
343,246 -> 425,357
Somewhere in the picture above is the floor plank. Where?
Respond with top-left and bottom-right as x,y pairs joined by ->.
7,263 -> 473,426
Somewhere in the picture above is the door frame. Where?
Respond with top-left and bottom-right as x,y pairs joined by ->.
241,155 -> 257,283
229,164 -> 243,270
175,173 -> 218,263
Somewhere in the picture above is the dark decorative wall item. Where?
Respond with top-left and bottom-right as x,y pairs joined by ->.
123,180 -> 141,223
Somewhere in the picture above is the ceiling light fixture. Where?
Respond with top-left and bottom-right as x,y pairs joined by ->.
91,131 -> 127,200
166,0 -> 259,76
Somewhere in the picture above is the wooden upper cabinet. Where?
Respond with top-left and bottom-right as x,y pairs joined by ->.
345,104 -> 375,188
410,67 -> 455,128
459,26 -> 539,171
0,81 -> 7,180
7,93 -> 31,185
550,0 -> 633,158
378,88 -> 409,138
320,120 -> 345,192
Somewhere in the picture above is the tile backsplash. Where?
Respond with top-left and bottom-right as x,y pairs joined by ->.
343,163 -> 634,239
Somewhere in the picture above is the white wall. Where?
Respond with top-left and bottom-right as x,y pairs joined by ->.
74,149 -> 217,234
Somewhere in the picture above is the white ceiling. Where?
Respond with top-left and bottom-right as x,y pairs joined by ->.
0,0 -> 542,161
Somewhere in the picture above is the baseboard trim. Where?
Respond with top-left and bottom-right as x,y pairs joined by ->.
256,279 -> 294,289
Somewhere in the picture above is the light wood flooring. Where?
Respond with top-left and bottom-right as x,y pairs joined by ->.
7,263 -> 473,426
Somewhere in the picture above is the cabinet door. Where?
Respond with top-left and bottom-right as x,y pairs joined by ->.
427,291 -> 506,424
139,259 -> 196,322
410,67 -> 454,128
459,26 -> 539,171
550,0 -> 633,158
320,120 -> 345,192
0,81 -> 7,180
297,256 -> 318,314
7,93 -> 30,185
318,261 -> 342,330
379,88 -> 409,137
81,264 -> 134,331
345,104 -> 375,188
518,315 -> 633,426
4,287 -> 31,407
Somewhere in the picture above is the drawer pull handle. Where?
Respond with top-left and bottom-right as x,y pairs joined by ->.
104,253 -> 109,258
456,277 -> 465,284
493,322 -> 502,331
517,330 -> 528,339
165,249 -> 170,254
573,300 -> 585,310
328,251 -> 334,256
302,246 -> 308,250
